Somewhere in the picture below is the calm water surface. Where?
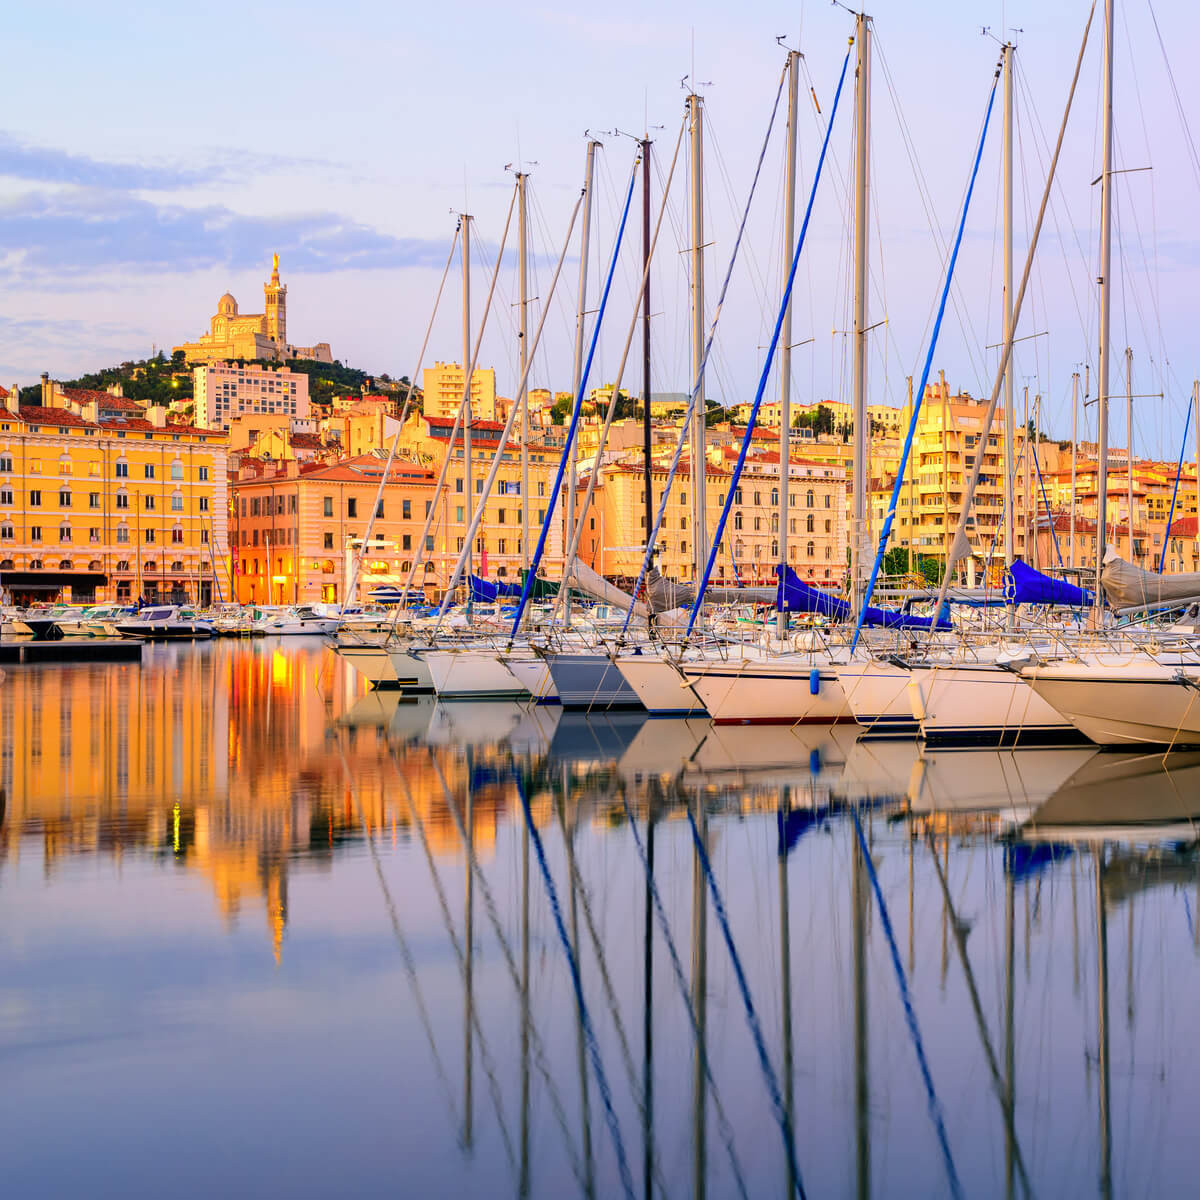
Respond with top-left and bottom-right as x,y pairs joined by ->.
2,638 -> 1199,1198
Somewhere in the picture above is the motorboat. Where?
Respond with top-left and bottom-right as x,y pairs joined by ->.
115,605 -> 216,640
254,606 -> 340,636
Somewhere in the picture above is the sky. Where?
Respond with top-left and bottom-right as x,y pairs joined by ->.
4,0 -> 1200,453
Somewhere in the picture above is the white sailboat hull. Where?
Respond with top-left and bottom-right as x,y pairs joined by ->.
680,659 -> 850,725
424,649 -> 530,701
613,654 -> 706,716
834,660 -> 917,735
1023,663 -> 1200,747
501,651 -> 559,701
386,648 -> 436,693
908,663 -> 1079,746
336,644 -> 399,687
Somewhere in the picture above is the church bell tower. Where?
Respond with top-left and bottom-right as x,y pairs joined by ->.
264,252 -> 287,348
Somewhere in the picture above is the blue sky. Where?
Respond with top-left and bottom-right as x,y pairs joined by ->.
4,0 -> 1200,452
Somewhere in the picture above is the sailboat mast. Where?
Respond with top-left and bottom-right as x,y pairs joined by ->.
1003,42 -> 1016,624
642,136 -> 654,560
850,13 -> 871,611
1071,371 -> 1079,569
518,173 -> 530,574
462,214 -> 473,591
1096,0 -> 1115,600
567,141 -> 598,617
1126,347 -> 1134,561
688,92 -> 708,583
1194,380 -> 1199,561
777,49 -> 801,637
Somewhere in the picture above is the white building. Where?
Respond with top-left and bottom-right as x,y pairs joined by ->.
194,362 -> 310,431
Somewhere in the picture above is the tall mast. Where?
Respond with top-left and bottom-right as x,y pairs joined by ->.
518,173 -> 530,574
1003,42 -> 1016,624
1096,0 -> 1115,600
1071,371 -> 1079,568
1023,385 -> 1031,562
642,135 -> 654,570
462,214 -> 473,591
1194,380 -> 1199,567
1125,347 -> 1134,561
688,92 -> 708,582
777,49 -> 801,637
850,13 -> 871,611
567,141 -> 598,615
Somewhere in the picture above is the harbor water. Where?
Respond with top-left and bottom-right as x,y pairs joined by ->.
2,638 -> 1198,1197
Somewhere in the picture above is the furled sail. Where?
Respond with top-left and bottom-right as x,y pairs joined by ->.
775,566 -> 952,630
563,561 -> 650,619
1100,551 -> 1200,609
1004,560 -> 1094,606
469,575 -> 523,602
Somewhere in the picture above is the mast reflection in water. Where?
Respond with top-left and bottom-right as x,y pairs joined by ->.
2,639 -> 1200,1197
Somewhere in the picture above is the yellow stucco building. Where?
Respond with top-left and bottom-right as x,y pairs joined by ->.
0,388 -> 229,604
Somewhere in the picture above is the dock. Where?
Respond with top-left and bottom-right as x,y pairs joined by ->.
0,638 -> 144,665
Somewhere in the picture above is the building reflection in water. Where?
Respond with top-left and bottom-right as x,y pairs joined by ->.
4,643 -> 1200,1196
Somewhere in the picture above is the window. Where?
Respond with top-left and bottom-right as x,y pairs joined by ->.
58,524 -> 71,543
734,487 -> 743,504
402,499 -> 411,520
771,488 -> 779,506
825,495 -> 831,509
498,508 -> 506,524
0,488 -> 10,506
201,530 -> 210,545
171,492 -> 183,512
806,514 -> 814,533
753,491 -> 761,506
734,512 -> 743,530
89,528 -> 100,543
0,455 -> 10,472
789,518 -> 796,534
170,460 -> 183,480
475,478 -> 483,494
116,525 -> 129,543
58,489 -> 71,507
144,464 -> 155,479
116,491 -> 129,509
29,489 -> 41,507
402,534 -> 412,551
89,492 -> 100,508
0,523 -> 11,540
806,540 -> 815,558
425,536 -> 434,552
199,497 -> 209,512
172,527 -> 184,544
347,497 -> 357,518
425,501 -> 432,517
145,529 -> 155,543
198,466 -> 209,482
115,461 -> 129,477
498,538 -> 507,554
322,495 -> 333,517
116,560 -> 130,572
374,500 -> 385,519
825,519 -> 831,533
455,505 -> 464,523
29,526 -> 41,543
144,496 -> 155,511
323,531 -> 334,549
537,481 -> 545,497
806,489 -> 814,508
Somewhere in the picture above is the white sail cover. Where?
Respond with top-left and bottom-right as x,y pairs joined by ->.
563,561 -> 650,619
1100,552 -> 1200,608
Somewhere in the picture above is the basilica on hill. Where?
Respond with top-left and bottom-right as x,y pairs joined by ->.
173,254 -> 333,365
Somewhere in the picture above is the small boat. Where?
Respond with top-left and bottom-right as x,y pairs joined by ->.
254,606 -> 340,636
115,605 -> 216,640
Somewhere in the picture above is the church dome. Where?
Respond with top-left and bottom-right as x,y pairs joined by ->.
218,292 -> 238,316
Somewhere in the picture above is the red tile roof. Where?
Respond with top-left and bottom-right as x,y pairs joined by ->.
19,405 -> 92,427
1168,516 -> 1198,537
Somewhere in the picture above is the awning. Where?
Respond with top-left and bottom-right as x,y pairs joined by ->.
0,571 -> 108,588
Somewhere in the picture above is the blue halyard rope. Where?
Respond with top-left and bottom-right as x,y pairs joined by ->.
1159,399 -> 1193,573
849,808 -> 963,1200
515,773 -> 636,1199
850,64 -> 1002,653
618,790 -> 751,1200
619,63 -> 789,639
684,806 -> 807,1198
510,156 -> 638,639
686,47 -> 852,638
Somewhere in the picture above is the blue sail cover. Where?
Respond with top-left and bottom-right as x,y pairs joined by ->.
774,567 -> 952,630
1004,559 -> 1094,607
469,575 -> 523,602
